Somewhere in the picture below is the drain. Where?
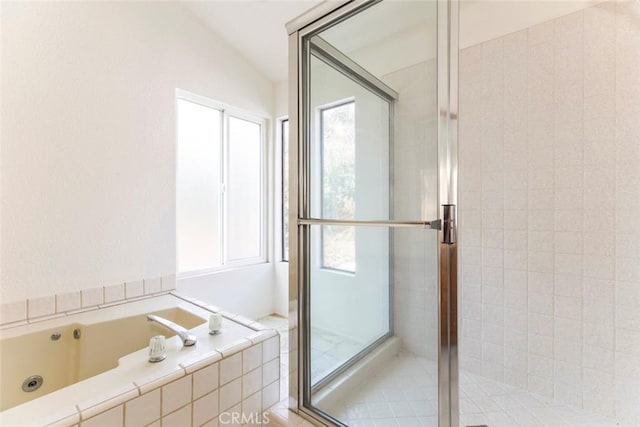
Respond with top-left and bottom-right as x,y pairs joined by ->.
22,375 -> 43,392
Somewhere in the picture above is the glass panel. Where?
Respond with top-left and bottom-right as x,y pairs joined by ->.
309,55 -> 390,222
226,116 -> 262,261
320,101 -> 356,271
309,225 -> 390,385
321,101 -> 355,221
309,226 -> 440,421
302,1 -> 440,425
176,98 -> 221,272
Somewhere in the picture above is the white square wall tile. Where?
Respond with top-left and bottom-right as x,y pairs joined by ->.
161,403 -> 191,427
220,403 -> 242,427
125,389 -> 160,427
584,368 -> 615,415
27,295 -> 55,318
262,336 -> 279,364
615,328 -> 640,356
56,291 -> 81,313
242,367 -> 262,399
582,278 -> 610,302
241,391 -> 262,419
555,318 -> 582,343
162,375 -> 192,415
584,316 -> 614,344
193,390 -> 219,427
504,251 -> 527,270
104,283 -> 125,303
529,313 -> 554,337
528,374 -> 553,398
194,362 -> 219,399
242,344 -> 262,374
220,353 -> 242,385
125,280 -> 144,299
219,378 -> 242,411
555,253 -> 583,276
583,299 -> 614,325
81,405 -> 123,427
262,380 -> 279,410
1,300 -> 27,324
554,231 -> 582,255
143,277 -> 162,295
583,344 -> 614,373
81,287 -> 103,308
555,380 -> 583,407
554,295 -> 581,320
262,358 -> 279,387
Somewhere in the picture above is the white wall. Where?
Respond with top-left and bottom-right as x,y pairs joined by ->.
0,2 -> 275,312
177,264 -> 275,320
274,81 -> 288,119
459,1 -> 640,423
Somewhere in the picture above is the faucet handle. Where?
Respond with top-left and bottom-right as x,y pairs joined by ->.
209,313 -> 223,335
148,335 -> 167,362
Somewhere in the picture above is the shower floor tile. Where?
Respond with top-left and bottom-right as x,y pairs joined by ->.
310,327 -> 364,385
325,352 -> 632,427
255,317 -> 631,427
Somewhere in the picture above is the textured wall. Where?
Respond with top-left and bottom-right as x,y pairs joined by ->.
1,2 -> 274,303
459,1 -> 640,423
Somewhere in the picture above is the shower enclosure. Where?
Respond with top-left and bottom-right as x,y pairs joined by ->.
287,1 -> 459,425
288,0 -> 639,426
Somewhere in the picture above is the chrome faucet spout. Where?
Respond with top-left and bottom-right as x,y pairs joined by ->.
147,314 -> 197,346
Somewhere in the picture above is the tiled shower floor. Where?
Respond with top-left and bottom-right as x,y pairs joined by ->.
327,352 -> 631,427
310,328 -> 363,385
257,316 -> 629,427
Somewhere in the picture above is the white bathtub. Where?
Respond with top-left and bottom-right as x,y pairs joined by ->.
0,293 -> 278,426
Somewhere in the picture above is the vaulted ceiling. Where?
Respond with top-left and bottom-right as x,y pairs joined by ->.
182,0 -> 605,83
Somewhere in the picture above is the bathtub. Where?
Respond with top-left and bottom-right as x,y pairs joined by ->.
0,293 -> 280,426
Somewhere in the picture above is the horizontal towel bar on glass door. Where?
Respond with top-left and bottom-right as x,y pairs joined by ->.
298,218 -> 442,230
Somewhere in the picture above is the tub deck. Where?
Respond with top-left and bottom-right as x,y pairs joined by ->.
0,293 -> 278,426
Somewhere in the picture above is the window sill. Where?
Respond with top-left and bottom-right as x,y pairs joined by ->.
177,259 -> 268,280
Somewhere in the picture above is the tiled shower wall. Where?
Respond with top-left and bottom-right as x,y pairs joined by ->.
459,1 -> 640,424
383,61 -> 439,359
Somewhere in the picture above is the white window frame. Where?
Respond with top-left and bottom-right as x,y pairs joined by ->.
176,89 -> 268,278
315,98 -> 357,274
277,116 -> 289,263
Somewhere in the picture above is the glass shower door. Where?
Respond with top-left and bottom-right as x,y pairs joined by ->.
306,49 -> 393,389
288,1 -> 459,426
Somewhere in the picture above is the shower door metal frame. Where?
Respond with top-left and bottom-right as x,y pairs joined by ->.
286,0 -> 459,425
304,35 -> 399,396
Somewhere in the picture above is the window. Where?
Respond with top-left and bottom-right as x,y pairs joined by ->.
176,91 -> 265,274
320,101 -> 356,272
281,119 -> 289,262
